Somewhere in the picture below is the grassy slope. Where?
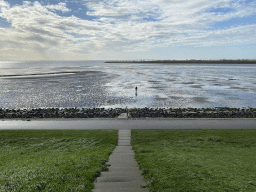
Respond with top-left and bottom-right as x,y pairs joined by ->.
0,130 -> 118,192
132,130 -> 256,192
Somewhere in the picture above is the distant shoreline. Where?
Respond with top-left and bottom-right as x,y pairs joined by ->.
105,59 -> 256,64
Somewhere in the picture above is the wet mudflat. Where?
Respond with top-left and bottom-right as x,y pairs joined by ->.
1,61 -> 256,109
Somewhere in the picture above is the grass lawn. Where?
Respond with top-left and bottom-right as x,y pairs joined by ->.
0,130 -> 118,192
131,130 -> 256,192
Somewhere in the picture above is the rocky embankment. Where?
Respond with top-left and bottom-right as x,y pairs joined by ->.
129,107 -> 256,118
0,108 -> 127,119
0,107 -> 256,119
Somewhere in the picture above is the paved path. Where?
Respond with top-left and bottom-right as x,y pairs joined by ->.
93,130 -> 148,192
1,119 -> 256,130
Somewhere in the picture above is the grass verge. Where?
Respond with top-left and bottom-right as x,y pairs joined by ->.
131,130 -> 256,192
0,130 -> 118,191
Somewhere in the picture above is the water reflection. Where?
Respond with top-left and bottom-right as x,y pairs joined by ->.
0,62 -> 256,109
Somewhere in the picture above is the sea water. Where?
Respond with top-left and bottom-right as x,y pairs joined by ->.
0,60 -> 256,109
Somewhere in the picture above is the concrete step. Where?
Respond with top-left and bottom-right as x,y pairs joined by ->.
93,181 -> 146,189
118,136 -> 131,138
112,152 -> 134,154
112,151 -> 134,154
109,150 -> 134,154
112,149 -> 134,153
118,140 -> 130,142
107,161 -> 138,166
111,148 -> 133,151
108,157 -> 136,162
119,132 -> 131,135
115,146 -> 132,149
118,143 -> 131,146
107,157 -> 137,163
118,134 -> 131,137
119,131 -> 130,133
117,113 -> 128,119
109,154 -> 135,158
106,162 -> 139,167
113,147 -> 133,151
118,129 -> 130,132
118,139 -> 130,141
107,161 -> 138,165
107,167 -> 141,172
118,140 -> 130,143
100,171 -> 143,177
110,152 -> 134,155
119,134 -> 131,136
108,157 -> 135,161
118,136 -> 130,139
117,139 -> 131,145
108,155 -> 136,159
92,188 -> 148,192
109,153 -> 135,157
96,176 -> 144,182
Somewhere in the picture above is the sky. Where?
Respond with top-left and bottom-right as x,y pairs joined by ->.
0,0 -> 255,61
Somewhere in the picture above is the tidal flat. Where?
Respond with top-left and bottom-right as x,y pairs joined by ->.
0,130 -> 118,192
1,61 -> 256,109
132,130 -> 256,191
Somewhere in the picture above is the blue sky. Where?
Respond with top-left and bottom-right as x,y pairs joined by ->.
0,0 -> 255,61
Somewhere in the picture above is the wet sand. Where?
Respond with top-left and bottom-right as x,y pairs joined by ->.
1,62 -> 256,109
1,119 -> 256,130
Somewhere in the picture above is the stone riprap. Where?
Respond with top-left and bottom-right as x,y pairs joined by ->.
0,107 -> 256,119
129,107 -> 256,118
0,108 -> 127,119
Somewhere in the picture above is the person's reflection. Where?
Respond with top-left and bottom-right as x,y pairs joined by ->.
135,86 -> 138,96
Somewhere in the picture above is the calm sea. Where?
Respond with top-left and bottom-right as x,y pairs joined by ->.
0,60 -> 255,109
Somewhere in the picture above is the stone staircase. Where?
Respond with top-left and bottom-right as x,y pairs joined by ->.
92,130 -> 148,192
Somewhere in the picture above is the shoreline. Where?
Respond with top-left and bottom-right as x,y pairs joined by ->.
105,59 -> 256,64
1,107 -> 256,119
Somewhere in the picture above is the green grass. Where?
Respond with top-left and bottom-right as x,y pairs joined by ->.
131,130 -> 256,192
0,130 -> 118,192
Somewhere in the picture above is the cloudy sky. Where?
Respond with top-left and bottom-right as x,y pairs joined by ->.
0,0 -> 255,61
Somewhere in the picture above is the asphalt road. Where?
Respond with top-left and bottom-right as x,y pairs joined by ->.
0,119 -> 256,130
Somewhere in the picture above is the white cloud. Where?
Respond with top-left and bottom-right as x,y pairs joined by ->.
0,0 -> 255,60
0,0 -> 9,11
164,24 -> 256,47
45,2 -> 71,13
